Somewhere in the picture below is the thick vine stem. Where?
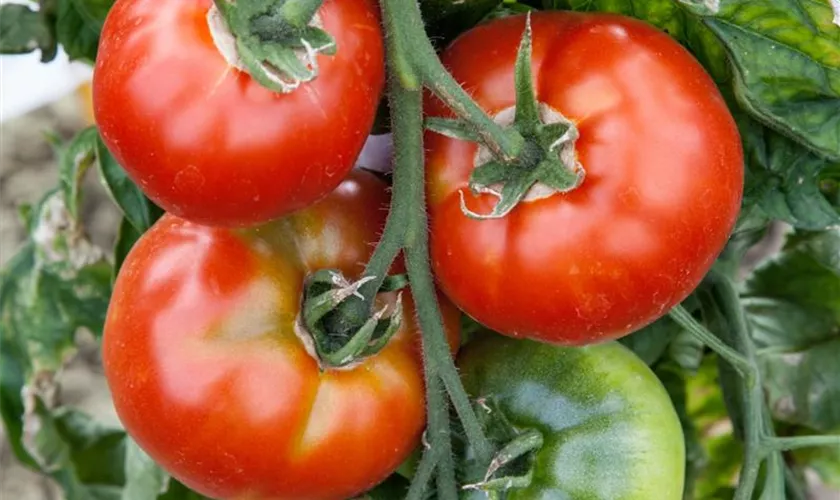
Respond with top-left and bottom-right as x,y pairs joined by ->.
386,72 -> 459,498
380,17 -> 499,495
700,269 -> 781,500
383,0 -> 523,162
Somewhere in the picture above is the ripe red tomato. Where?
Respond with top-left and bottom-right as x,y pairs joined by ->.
103,170 -> 460,500
426,13 -> 744,345
93,0 -> 384,227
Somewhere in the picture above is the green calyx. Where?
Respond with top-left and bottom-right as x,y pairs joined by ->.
459,398 -> 544,497
211,0 -> 335,93
427,14 -> 584,220
297,269 -> 407,370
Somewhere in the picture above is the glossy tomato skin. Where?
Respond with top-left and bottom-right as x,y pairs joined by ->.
458,333 -> 685,499
103,170 -> 460,500
94,0 -> 385,227
426,13 -> 743,345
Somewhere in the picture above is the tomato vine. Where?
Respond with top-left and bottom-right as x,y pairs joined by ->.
1,0 -> 840,499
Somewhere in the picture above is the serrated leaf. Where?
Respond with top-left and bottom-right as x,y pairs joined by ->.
3,191 -> 112,374
0,246 -> 39,470
745,228 -> 840,432
684,0 -> 840,160
96,137 -> 162,233
739,114 -> 839,230
22,396 -> 125,500
55,0 -> 113,62
0,3 -> 56,60
747,228 -> 840,321
59,126 -> 99,221
123,439 -> 169,500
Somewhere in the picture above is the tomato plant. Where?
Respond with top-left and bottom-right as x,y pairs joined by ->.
103,170 -> 460,499
426,12 -> 744,346
457,333 -> 686,499
93,0 -> 385,226
2,0 -> 840,499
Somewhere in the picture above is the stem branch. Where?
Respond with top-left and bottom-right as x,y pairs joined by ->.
669,304 -> 755,381
764,435 -> 840,453
383,0 -> 523,161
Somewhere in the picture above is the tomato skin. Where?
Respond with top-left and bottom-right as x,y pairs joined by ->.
103,170 -> 460,500
457,333 -> 685,499
93,0 -> 385,227
426,13 -> 744,345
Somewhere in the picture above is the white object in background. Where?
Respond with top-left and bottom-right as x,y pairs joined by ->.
356,134 -> 394,173
0,49 -> 93,123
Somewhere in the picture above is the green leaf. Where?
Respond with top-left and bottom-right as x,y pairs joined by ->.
668,329 -> 707,374
0,187 -> 113,492
96,137 -> 163,233
791,433 -> 840,489
2,191 -> 112,373
54,0 -> 114,62
1,247 -> 39,470
22,397 -> 125,500
739,113 -> 839,230
0,3 -> 56,60
745,228 -> 840,432
619,315 -> 681,365
419,0 -> 503,45
113,218 -> 142,283
355,474 -> 411,499
683,0 -> 840,160
684,356 -> 744,499
123,439 -> 169,500
59,127 -> 99,221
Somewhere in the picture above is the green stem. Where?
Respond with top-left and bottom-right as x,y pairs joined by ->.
405,443 -> 438,500
354,170 -> 409,305
386,59 -> 494,481
764,435 -> 840,453
669,304 -> 755,381
734,376 -> 764,500
387,77 -> 459,499
383,0 -> 523,162
703,270 -> 767,500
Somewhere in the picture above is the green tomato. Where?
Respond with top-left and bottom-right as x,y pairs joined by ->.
420,0 -> 501,45
457,334 -> 686,499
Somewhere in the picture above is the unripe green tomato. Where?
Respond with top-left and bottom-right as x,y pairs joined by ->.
458,334 -> 686,499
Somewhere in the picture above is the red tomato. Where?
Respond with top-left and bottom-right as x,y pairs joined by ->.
426,13 -> 743,345
103,170 -> 460,500
93,0 -> 384,226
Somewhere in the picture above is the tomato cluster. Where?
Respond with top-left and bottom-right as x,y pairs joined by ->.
97,2 -> 742,499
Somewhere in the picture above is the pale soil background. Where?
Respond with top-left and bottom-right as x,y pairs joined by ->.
0,92 -> 123,500
0,92 -> 836,500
